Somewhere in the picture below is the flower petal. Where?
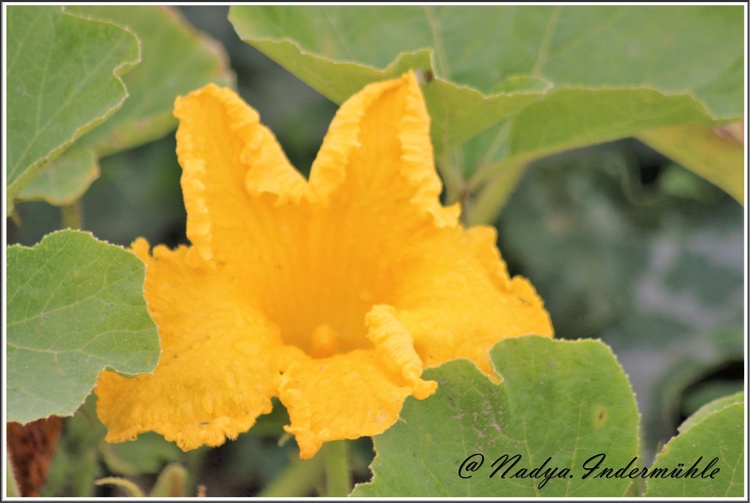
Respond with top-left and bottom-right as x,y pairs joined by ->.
276,304 -> 437,460
366,304 -> 437,400
277,347 -> 423,460
309,71 -> 460,228
174,84 -> 312,264
95,239 -> 285,450
391,226 -> 554,377
265,72 -> 466,357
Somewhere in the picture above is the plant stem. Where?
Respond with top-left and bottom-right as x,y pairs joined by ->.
258,453 -> 325,497
184,447 -> 208,497
436,147 -> 466,207
459,186 -> 473,227
61,200 -> 82,230
94,477 -> 144,497
324,440 -> 352,497
468,160 -> 528,225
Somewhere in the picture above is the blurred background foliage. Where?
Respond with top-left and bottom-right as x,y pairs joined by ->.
6,5 -> 744,497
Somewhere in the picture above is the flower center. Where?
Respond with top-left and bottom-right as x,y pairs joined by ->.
272,284 -> 377,359
259,253 -> 381,359
309,324 -> 340,358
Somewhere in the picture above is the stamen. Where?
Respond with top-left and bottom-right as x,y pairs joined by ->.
310,324 -> 340,358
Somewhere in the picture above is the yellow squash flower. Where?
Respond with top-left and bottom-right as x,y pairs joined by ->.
95,72 -> 553,459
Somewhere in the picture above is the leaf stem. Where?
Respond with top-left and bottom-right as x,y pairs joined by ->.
258,452 -> 325,497
61,200 -> 83,230
436,158 -> 463,208
184,447 -> 208,497
94,477 -> 145,497
324,440 -> 352,497
6,451 -> 20,497
437,143 -> 473,226
468,160 -> 528,225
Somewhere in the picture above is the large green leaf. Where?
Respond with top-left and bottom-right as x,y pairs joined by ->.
7,6 -> 139,212
636,124 -> 744,204
229,6 -> 743,209
228,6 -> 551,157
645,393 -> 744,497
6,230 -> 160,424
463,86 -> 739,221
352,336 -> 640,497
18,6 -> 235,206
230,6 -> 741,113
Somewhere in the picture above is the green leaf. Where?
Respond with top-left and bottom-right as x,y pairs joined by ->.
645,394 -> 744,497
229,6 -> 742,165
352,336 -> 640,497
677,391 -> 743,435
6,230 -> 159,424
16,148 -> 99,206
230,6 -> 741,110
99,432 -> 182,476
465,86 -> 738,222
635,124 -> 744,205
17,6 -> 235,206
228,6 -> 552,155
7,6 -> 140,212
